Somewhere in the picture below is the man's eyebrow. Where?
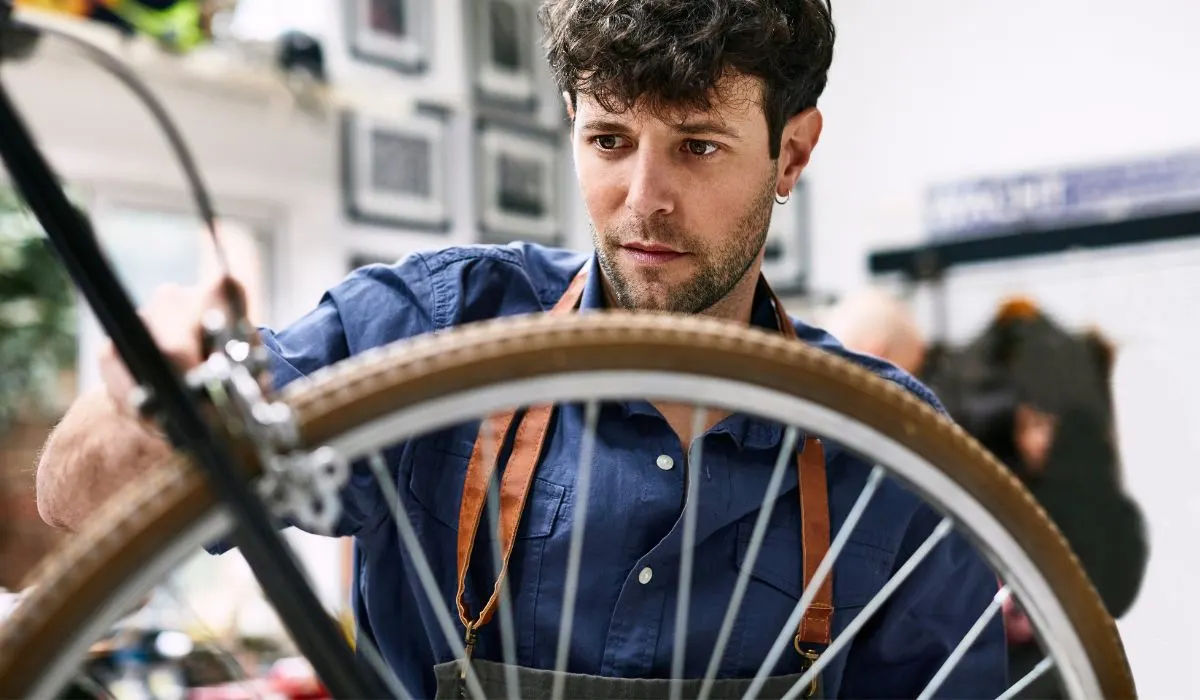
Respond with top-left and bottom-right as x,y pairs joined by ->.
579,119 -> 632,134
579,118 -> 742,139
673,121 -> 742,139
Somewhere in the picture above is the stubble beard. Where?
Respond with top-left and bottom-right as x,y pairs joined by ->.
593,176 -> 776,314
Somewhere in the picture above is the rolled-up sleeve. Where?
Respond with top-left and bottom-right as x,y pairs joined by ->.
839,502 -> 1007,698
205,254 -> 442,553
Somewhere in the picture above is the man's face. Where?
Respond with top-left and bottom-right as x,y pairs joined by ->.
569,74 -> 797,314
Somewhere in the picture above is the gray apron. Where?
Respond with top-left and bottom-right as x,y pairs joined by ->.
431,658 -> 820,699
441,269 -> 832,699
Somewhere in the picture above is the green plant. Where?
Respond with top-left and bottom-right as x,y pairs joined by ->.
0,186 -> 77,429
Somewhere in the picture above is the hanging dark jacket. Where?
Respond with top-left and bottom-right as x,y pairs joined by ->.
922,303 -> 1148,620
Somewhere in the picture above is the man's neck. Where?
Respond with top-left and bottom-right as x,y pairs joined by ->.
698,271 -> 759,324
599,266 -> 764,446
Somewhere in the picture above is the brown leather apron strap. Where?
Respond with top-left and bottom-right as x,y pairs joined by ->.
454,270 -> 587,640
454,267 -> 834,658
795,437 -> 834,647
765,281 -> 798,342
765,281 -> 834,648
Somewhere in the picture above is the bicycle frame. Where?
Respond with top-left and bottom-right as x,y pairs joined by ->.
0,6 -> 388,698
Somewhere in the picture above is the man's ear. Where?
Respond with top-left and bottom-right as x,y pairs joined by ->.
562,91 -> 576,121
776,107 -> 823,195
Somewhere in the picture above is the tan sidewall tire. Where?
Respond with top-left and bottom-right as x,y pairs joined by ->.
0,313 -> 1136,698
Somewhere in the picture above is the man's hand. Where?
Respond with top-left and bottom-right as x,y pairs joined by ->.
1014,403 -> 1058,478
98,276 -> 254,423
36,275 -> 257,532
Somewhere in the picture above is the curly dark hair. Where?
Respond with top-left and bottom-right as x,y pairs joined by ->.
538,0 -> 835,159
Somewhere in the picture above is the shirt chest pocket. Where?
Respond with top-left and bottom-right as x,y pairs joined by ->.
406,431 -> 567,661
406,432 -> 567,539
728,517 -> 895,673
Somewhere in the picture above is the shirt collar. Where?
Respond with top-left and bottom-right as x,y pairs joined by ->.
579,255 -> 608,312
574,254 -> 789,452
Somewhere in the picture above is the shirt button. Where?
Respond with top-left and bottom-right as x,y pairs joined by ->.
638,567 -> 653,585
656,454 -> 674,471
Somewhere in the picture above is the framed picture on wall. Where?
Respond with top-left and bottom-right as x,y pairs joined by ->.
476,119 -> 562,244
762,180 -> 810,292
346,0 -> 428,73
340,107 -> 451,232
473,0 -> 538,109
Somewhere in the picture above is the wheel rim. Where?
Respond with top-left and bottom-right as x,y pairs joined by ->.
316,370 -> 1101,699
0,314 -> 1130,700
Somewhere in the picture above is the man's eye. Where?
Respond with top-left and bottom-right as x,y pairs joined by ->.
593,135 -> 624,150
686,141 -> 719,157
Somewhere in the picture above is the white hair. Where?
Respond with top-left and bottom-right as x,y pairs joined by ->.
819,287 -> 924,361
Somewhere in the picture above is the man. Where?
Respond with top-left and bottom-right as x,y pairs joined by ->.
35,1 -> 1006,697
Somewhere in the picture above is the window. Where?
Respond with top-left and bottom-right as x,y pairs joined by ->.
74,203 -> 288,643
76,206 -> 273,393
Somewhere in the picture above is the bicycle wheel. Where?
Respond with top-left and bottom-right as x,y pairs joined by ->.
0,312 -> 1135,699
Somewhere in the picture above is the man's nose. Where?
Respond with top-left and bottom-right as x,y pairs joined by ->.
624,150 -> 676,219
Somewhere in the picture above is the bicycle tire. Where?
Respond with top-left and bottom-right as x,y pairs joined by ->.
0,312 -> 1136,699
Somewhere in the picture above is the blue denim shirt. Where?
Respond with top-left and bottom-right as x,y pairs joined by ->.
256,243 -> 1006,698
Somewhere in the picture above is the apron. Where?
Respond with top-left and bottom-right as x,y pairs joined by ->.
435,268 -> 834,699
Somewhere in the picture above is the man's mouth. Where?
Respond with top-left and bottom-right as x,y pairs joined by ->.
620,241 -> 687,265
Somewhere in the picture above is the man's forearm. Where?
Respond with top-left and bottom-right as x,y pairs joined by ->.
36,388 -> 173,532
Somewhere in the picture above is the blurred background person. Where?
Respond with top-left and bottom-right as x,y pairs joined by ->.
819,286 -> 927,375
924,299 -> 1150,698
822,288 -> 1149,697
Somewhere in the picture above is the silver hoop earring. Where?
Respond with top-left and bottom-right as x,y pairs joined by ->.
775,191 -> 791,205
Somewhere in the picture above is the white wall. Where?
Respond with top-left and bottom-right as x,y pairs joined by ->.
813,2 -> 1200,695
811,0 -> 1200,291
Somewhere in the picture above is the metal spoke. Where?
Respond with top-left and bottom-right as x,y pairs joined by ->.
696,426 -> 800,700
777,518 -> 955,700
668,406 -> 710,700
743,464 -> 886,700
551,400 -> 602,700
916,586 -> 1011,700
481,416 -> 523,700
158,579 -> 261,699
366,452 -> 486,700
165,563 -> 407,700
355,633 -> 415,700
996,657 -> 1055,700
71,671 -> 116,700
